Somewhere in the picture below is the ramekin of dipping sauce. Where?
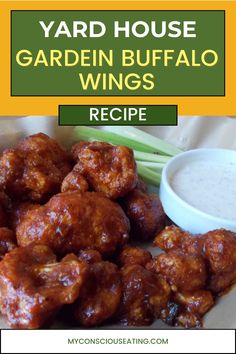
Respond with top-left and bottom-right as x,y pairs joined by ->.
160,148 -> 236,234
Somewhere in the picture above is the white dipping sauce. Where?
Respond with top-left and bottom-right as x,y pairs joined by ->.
170,159 -> 236,221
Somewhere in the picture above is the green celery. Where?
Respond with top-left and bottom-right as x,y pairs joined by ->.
137,161 -> 165,169
136,163 -> 162,186
133,150 -> 171,163
103,126 -> 182,156
73,126 -> 155,153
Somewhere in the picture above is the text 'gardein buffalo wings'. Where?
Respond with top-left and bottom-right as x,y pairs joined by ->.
0,133 -> 236,329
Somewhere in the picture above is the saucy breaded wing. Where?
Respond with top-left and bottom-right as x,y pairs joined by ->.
161,290 -> 214,328
0,244 -> 88,328
71,141 -> 138,199
173,290 -> 214,328
147,250 -> 207,292
161,289 -> 214,329
174,290 -> 214,318
74,261 -> 122,326
119,264 -> 171,326
77,249 -> 102,264
153,225 -> 203,255
0,133 -> 72,202
8,202 -> 41,231
61,170 -> 89,193
203,229 -> 236,293
16,191 -> 130,257
120,189 -> 166,241
118,245 -> 152,267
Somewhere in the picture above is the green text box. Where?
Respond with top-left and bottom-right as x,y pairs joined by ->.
11,10 -> 225,96
59,105 -> 177,126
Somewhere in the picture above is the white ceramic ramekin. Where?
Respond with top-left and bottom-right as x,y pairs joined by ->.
160,148 -> 236,234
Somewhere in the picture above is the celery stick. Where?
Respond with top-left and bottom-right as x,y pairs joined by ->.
137,163 -> 162,186
73,126 -> 155,153
137,161 -> 165,170
134,150 -> 171,163
103,126 -> 182,156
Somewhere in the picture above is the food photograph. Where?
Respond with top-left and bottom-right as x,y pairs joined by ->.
0,116 -> 236,330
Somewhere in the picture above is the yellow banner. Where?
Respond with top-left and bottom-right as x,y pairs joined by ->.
0,1 -> 235,116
